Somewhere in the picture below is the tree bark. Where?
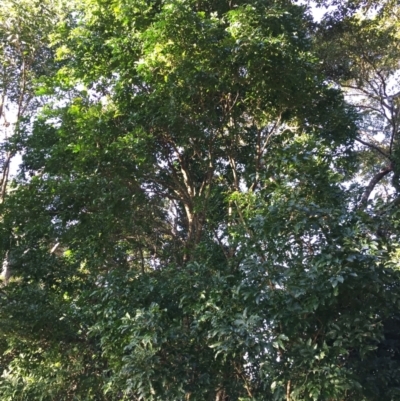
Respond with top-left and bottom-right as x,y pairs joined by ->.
286,380 -> 291,400
360,165 -> 393,208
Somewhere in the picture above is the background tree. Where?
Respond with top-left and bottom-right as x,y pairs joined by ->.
315,0 -> 400,203
0,0 -> 64,287
0,0 -> 61,201
314,1 -> 400,398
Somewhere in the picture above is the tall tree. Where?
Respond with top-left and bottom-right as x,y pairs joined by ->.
1,0 -> 400,400
315,0 -> 400,204
0,0 -> 61,201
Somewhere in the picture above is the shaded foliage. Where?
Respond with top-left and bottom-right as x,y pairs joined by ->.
0,0 -> 400,400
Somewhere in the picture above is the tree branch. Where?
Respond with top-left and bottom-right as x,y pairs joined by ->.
359,165 -> 393,208
355,137 -> 391,160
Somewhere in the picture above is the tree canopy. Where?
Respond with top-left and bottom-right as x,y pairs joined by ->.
1,0 -> 400,400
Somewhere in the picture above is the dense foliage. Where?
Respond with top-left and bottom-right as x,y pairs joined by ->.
1,0 -> 400,400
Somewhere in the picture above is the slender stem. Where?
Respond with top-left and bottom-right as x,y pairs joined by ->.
355,137 -> 391,160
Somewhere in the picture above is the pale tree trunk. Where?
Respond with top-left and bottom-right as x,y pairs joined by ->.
286,380 -> 291,400
215,389 -> 227,401
1,250 -> 11,285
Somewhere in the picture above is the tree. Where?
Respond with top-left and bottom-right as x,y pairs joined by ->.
0,0 -> 65,285
313,3 -> 400,399
1,0 -> 400,400
315,1 -> 400,204
0,0 -> 61,201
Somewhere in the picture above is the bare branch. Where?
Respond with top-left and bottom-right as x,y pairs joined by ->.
355,137 -> 391,160
359,165 -> 393,208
